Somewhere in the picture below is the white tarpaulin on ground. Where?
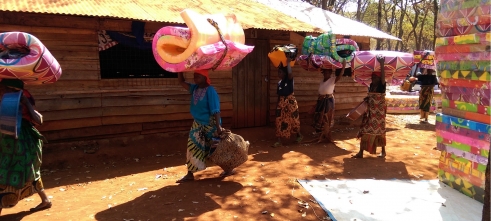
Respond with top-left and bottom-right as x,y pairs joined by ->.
298,179 -> 483,221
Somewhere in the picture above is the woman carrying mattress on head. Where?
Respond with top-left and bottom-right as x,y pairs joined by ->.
416,68 -> 439,123
0,79 -> 51,215
176,70 -> 237,183
272,57 -> 303,147
352,55 -> 388,159
311,60 -> 347,143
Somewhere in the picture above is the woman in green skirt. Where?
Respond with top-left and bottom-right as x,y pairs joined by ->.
0,79 -> 51,215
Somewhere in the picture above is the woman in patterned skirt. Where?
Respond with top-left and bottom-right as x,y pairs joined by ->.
0,79 -> 51,215
352,55 -> 387,158
273,57 -> 303,147
416,68 -> 439,123
311,60 -> 346,143
176,70 -> 230,183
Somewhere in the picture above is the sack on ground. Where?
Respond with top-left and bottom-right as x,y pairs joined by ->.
209,130 -> 250,171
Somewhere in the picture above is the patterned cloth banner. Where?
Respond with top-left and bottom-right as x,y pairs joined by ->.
438,168 -> 485,203
436,24 -> 491,37
438,5 -> 491,21
442,99 -> 491,115
98,30 -> 118,51
435,43 -> 489,54
435,33 -> 490,47
437,143 -> 489,165
439,70 -> 490,81
440,0 -> 491,13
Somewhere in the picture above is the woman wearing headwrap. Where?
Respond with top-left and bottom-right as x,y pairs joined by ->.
352,55 -> 387,158
176,70 -> 229,183
272,57 -> 303,147
0,79 -> 51,215
416,68 -> 439,123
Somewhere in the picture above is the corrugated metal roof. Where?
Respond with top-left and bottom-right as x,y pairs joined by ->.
0,0 -> 399,40
257,0 -> 401,40
0,0 -> 323,32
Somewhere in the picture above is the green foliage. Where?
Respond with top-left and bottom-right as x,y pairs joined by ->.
308,0 -> 437,52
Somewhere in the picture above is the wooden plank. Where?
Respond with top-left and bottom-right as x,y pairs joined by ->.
59,61 -> 100,71
101,110 -> 233,125
42,123 -> 142,141
57,70 -> 100,80
43,108 -> 103,121
101,94 -> 232,107
37,97 -> 102,111
142,119 -> 195,130
102,102 -> 232,116
246,39 -> 256,127
50,50 -> 99,61
37,117 -> 102,131
27,33 -> 97,42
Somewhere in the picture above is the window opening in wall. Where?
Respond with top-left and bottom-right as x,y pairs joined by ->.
99,43 -> 176,79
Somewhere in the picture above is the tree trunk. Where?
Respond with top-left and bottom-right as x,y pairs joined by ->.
433,0 -> 439,48
395,0 -> 408,51
376,0 -> 383,50
356,0 -> 363,21
416,7 -> 429,50
322,0 -> 328,10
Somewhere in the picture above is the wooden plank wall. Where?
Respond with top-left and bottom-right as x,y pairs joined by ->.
0,12 -> 233,142
269,32 -> 368,124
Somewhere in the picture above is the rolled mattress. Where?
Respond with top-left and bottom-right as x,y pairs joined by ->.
0,32 -> 62,85
152,9 -> 254,73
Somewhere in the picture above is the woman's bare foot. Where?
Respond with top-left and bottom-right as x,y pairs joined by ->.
176,172 -> 194,183
30,201 -> 52,212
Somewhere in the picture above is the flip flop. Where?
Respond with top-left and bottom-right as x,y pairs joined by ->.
296,135 -> 304,143
271,142 -> 282,148
351,153 -> 363,159
30,202 -> 52,212
176,174 -> 194,183
220,169 -> 236,177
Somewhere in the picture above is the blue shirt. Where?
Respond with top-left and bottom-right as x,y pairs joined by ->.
189,84 -> 221,125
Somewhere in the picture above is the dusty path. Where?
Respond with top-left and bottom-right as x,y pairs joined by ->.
1,114 -> 440,221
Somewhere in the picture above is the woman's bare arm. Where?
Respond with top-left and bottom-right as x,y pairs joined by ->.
178,72 -> 190,91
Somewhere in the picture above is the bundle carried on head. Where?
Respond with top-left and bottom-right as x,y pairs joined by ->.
208,129 -> 250,172
268,44 -> 298,68
297,31 -> 359,71
152,9 -> 254,73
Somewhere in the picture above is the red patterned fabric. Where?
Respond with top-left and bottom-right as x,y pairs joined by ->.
357,93 -> 387,154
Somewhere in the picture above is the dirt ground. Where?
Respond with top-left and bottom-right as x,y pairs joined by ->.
1,113 -> 441,221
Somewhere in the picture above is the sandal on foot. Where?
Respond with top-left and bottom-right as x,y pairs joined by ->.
176,174 -> 194,183
377,153 -> 386,158
220,169 -> 236,177
296,135 -> 304,143
271,142 -> 282,148
30,202 -> 52,212
351,153 -> 363,159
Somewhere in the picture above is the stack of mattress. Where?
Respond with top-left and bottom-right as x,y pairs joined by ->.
297,32 -> 358,71
152,9 -> 254,73
435,0 -> 490,203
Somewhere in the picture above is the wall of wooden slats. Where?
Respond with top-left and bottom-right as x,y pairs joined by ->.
0,12 -> 371,141
0,12 -> 233,142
